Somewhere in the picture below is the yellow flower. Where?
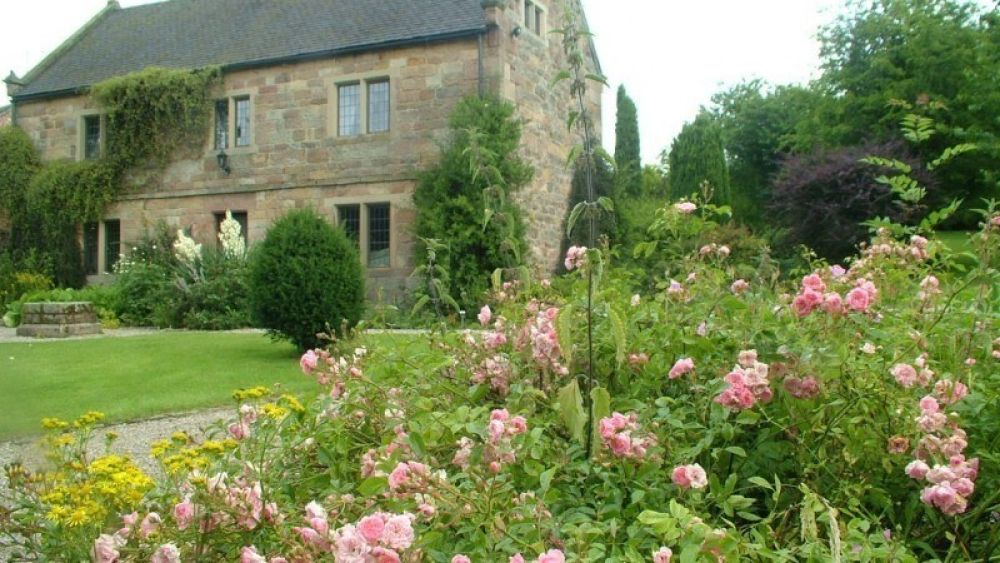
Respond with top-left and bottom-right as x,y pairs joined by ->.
51,433 -> 76,447
67,508 -> 89,527
199,441 -> 225,455
73,411 -> 106,428
171,431 -> 190,443
261,403 -> 288,420
280,394 -> 305,413
41,417 -> 69,430
232,386 -> 270,401
150,439 -> 172,458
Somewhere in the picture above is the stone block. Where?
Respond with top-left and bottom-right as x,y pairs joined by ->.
16,323 -> 102,338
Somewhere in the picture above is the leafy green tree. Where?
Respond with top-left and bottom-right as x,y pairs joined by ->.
711,81 -> 824,222
613,85 -> 642,197
666,110 -> 730,204
412,96 -> 532,309
812,0 -> 1000,223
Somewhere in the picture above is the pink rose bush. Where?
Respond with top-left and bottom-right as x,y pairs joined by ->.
598,412 -> 657,460
792,270 -> 878,317
715,350 -> 772,410
6,202 -> 998,562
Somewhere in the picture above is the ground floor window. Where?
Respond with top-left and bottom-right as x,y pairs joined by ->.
104,220 -> 121,273
335,202 -> 391,268
82,220 -> 120,275
83,222 -> 99,275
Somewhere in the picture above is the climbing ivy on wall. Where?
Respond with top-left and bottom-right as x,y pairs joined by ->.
0,66 -> 219,287
91,66 -> 220,168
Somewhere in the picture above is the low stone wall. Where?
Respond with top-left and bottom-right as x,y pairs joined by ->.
16,302 -> 102,338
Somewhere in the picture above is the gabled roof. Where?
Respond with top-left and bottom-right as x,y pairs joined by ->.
15,0 -> 489,100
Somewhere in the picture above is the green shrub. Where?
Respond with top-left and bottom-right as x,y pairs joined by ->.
248,208 -> 364,350
172,247 -> 251,330
413,96 -> 532,309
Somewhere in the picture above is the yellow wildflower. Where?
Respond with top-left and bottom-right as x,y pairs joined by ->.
232,386 -> 270,401
261,403 -> 288,419
41,417 -> 69,430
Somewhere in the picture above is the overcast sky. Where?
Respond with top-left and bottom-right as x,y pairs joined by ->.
2,0 -> 842,163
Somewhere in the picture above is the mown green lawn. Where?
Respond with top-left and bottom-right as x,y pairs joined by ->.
937,231 -> 974,254
0,331 -> 416,440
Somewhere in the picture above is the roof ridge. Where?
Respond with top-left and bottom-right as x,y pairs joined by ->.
19,1 -> 122,89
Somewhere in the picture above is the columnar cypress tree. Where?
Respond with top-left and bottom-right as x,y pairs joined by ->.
613,85 -> 642,197
667,110 -> 731,204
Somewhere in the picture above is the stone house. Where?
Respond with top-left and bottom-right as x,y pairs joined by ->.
5,0 -> 601,295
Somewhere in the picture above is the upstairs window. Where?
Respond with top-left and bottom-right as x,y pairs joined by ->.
234,96 -> 251,147
83,115 -> 102,160
367,80 -> 390,134
213,96 -> 252,150
523,0 -> 544,35
214,100 -> 229,149
338,78 -> 391,137
338,83 -> 361,136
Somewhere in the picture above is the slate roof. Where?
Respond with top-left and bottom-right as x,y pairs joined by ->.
15,0 -> 489,100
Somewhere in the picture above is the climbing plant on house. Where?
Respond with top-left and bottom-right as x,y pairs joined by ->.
0,66 -> 219,286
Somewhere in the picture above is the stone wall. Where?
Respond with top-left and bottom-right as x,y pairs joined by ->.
483,0 -> 603,273
15,39 -> 483,297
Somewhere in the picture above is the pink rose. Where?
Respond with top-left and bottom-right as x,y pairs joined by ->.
382,515 -> 415,550
305,501 -> 326,520
905,460 -> 930,480
672,464 -> 707,489
358,515 -> 385,543
564,246 -> 587,271
91,534 -> 123,563
388,463 -> 411,490
668,358 -> 695,380
802,273 -> 826,292
845,288 -> 870,312
891,364 -> 918,388
509,415 -> 528,434
152,544 -> 181,563
139,512 -> 161,539
653,547 -> 673,563
452,556 -> 472,563
822,293 -> 843,315
610,433 -> 632,456
173,499 -> 195,530
240,546 -> 268,563
919,395 -> 940,414
730,279 -> 750,295
300,350 -> 318,374
537,549 -> 566,563
510,555 -> 526,563
478,305 -> 492,327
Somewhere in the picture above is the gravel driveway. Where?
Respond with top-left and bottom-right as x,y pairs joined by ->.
0,407 -> 232,482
